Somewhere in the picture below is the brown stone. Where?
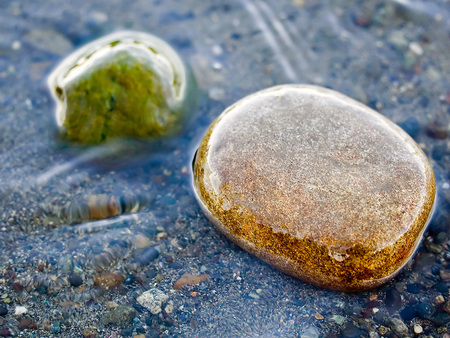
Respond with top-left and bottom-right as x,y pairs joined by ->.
173,273 -> 209,290
82,326 -> 98,338
93,272 -> 124,290
87,195 -> 120,220
18,318 -> 33,330
193,85 -> 435,291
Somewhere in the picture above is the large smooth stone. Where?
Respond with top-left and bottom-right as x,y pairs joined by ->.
193,84 -> 436,291
47,31 -> 189,144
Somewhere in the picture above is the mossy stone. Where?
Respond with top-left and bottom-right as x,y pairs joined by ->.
193,84 -> 436,291
48,31 -> 189,144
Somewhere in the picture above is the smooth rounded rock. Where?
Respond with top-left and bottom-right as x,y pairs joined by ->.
193,84 -> 436,291
48,31 -> 189,144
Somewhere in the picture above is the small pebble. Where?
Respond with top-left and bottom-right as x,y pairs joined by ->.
164,300 -> 174,314
440,270 -> 450,282
301,326 -> 319,338
11,282 -> 23,292
11,41 -> 21,50
105,301 -> 118,310
314,312 -> 324,320
378,326 -> 388,335
51,324 -> 61,333
427,122 -> 448,140
14,306 -> 27,316
169,261 -> 184,269
433,312 -> 450,325
136,246 -> 160,266
100,305 -> 137,328
431,265 -> 441,275
400,305 -> 416,321
68,273 -> 83,287
389,317 -> 408,335
444,301 -> 450,313
0,306 -> 7,317
85,11 -> 108,29
0,328 -> 11,337
406,283 -> 421,294
248,292 -> 260,300
340,323 -> 363,338
124,274 -> 136,285
87,195 -> 119,220
414,324 -> 423,334
144,268 -> 158,279
437,282 -> 449,293
93,272 -> 124,290
137,289 -> 168,314
135,234 -> 152,249
156,232 -> 168,241
434,295 -> 445,305
82,326 -> 98,338
409,42 -> 423,55
208,87 -> 225,101
173,273 -> 209,289
332,315 -> 345,325
416,302 -> 435,319
18,317 -> 33,330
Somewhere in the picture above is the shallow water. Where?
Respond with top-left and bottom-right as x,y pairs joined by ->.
0,0 -> 449,336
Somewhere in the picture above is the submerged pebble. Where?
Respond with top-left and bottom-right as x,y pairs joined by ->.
68,273 -> 84,287
93,272 -> 124,290
193,84 -> 436,291
173,273 -> 209,289
100,305 -> 137,327
47,31 -> 189,144
137,289 -> 168,314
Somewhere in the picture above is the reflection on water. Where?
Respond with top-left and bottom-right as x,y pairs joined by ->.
0,0 -> 449,336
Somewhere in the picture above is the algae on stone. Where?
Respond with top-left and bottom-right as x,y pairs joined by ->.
48,31 -> 189,144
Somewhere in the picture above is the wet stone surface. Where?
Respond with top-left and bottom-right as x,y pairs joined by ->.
194,84 -> 436,291
47,31 -> 189,144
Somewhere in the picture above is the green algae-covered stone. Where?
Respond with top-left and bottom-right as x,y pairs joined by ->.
193,84 -> 436,291
48,31 -> 188,144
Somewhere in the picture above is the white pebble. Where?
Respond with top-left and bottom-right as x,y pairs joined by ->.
409,42 -> 423,56
414,324 -> 423,334
137,289 -> 168,315
14,306 -> 27,315
212,44 -> 223,56
164,300 -> 174,314
89,11 -> 108,25
208,87 -> 225,101
11,40 -> 21,50
212,61 -> 223,70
